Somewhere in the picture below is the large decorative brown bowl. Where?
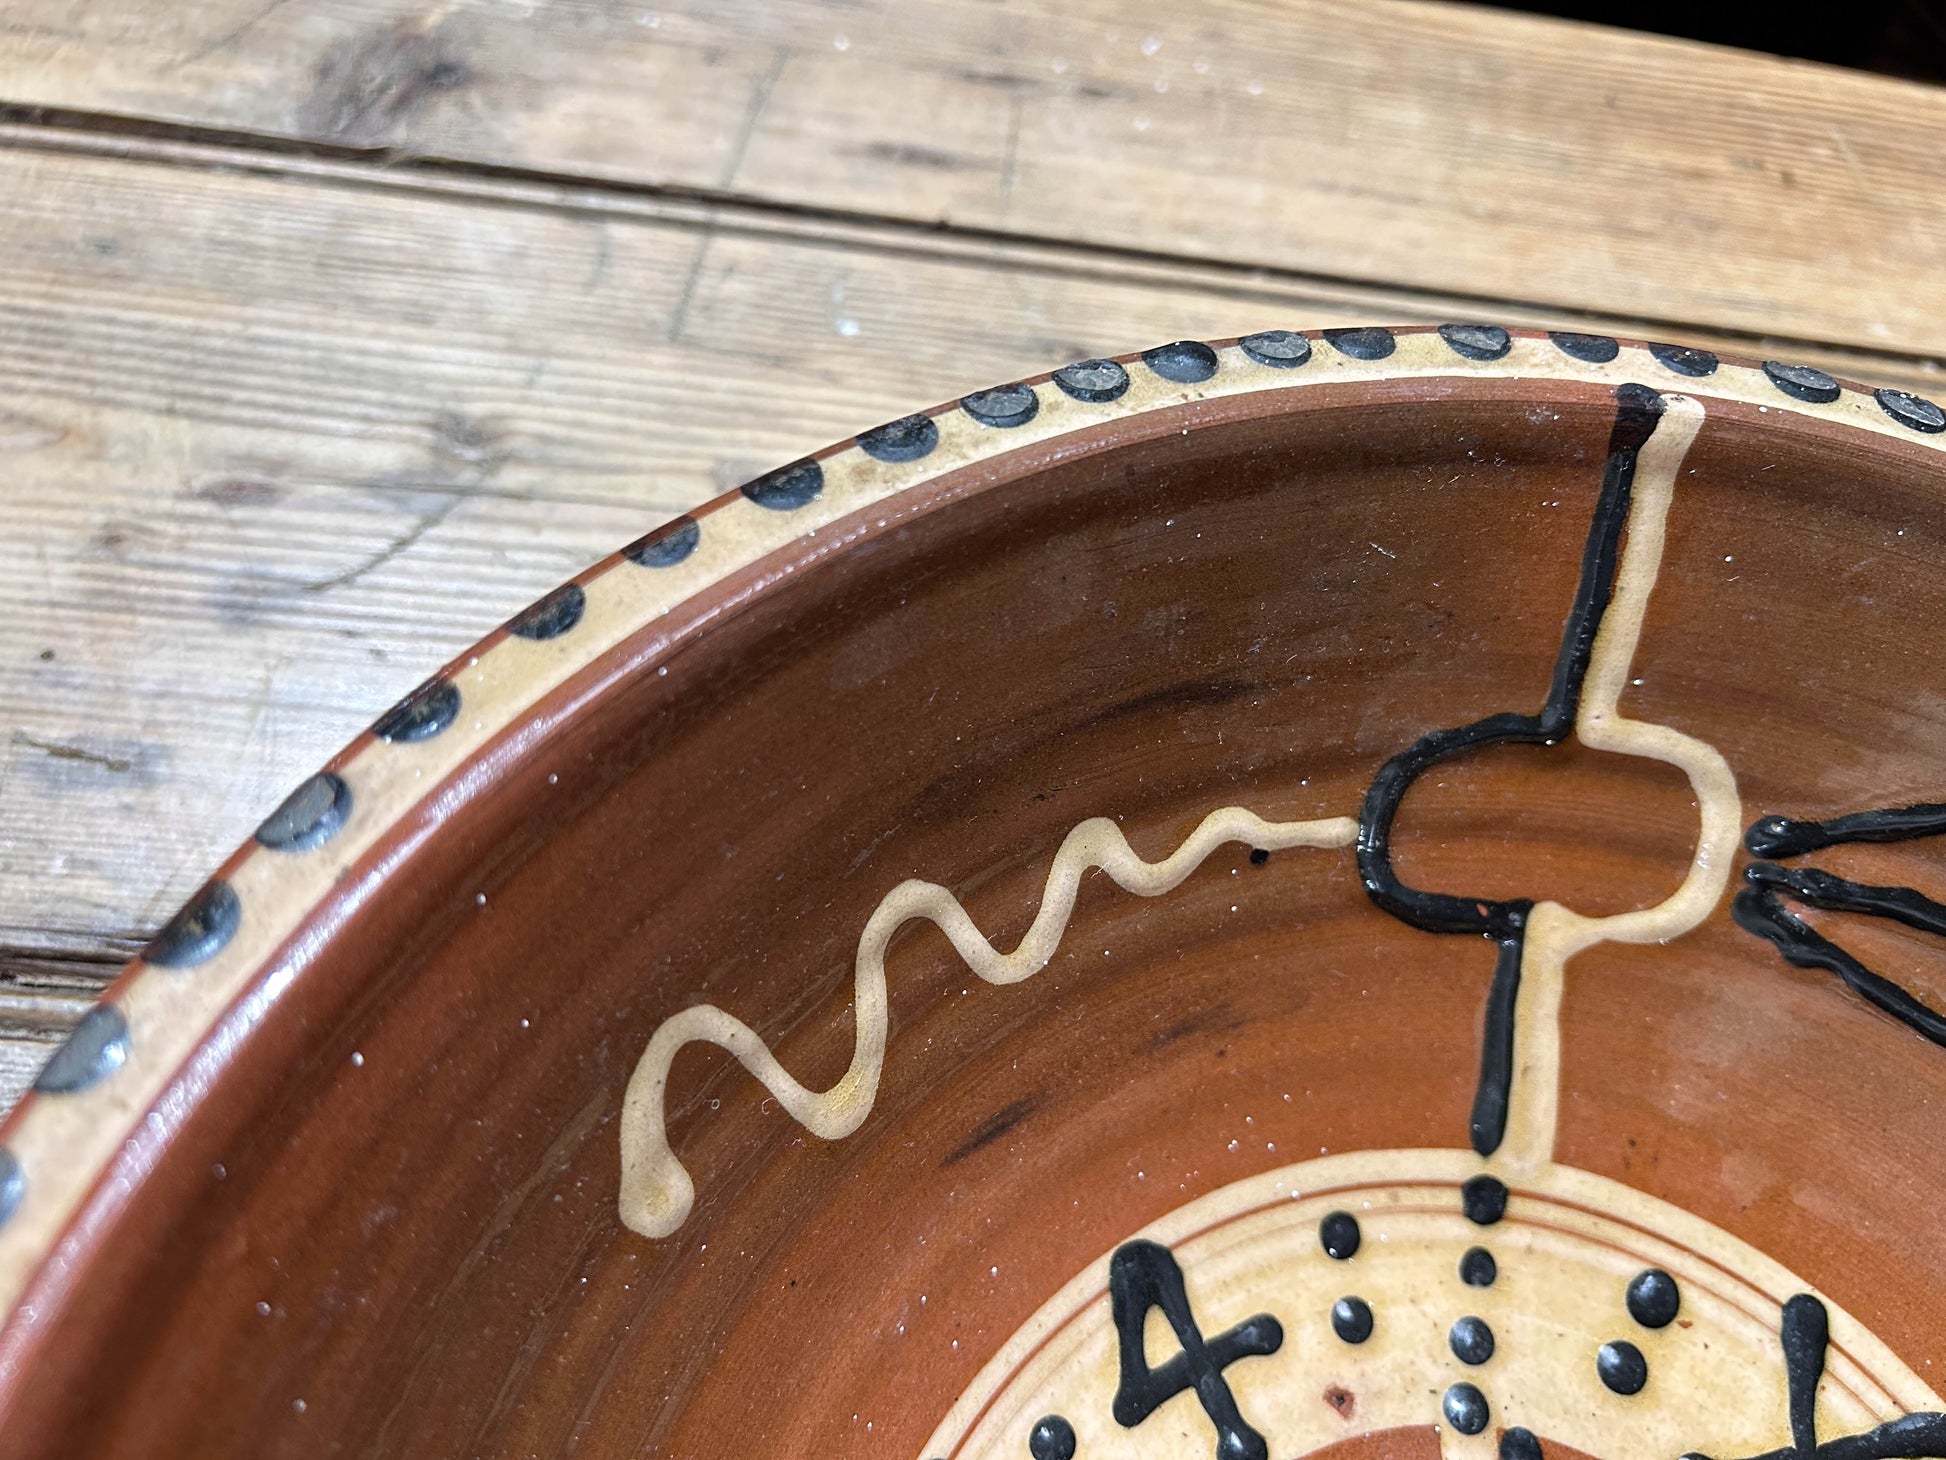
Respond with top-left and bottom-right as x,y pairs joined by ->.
5,326 -> 1946,1460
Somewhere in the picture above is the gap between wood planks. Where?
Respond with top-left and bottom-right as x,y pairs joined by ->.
0,103 -> 1940,391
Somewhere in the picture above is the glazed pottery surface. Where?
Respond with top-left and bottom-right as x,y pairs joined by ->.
5,328 -> 1946,1459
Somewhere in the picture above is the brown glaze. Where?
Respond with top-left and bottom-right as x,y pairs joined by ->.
6,340 -> 1946,1457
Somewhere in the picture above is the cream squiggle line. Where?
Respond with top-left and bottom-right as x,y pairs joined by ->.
1498,393 -> 1742,1172
619,807 -> 1358,1237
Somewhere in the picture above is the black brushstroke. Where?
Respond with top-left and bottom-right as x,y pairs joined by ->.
1108,1239 -> 1281,1460
1746,804 -> 1946,860
941,1096 -> 1039,1166
1700,1293 -> 1946,1460
1736,798 -> 1946,1048
1357,382 -> 1666,1154
1471,935 -> 1526,1155
1745,862 -> 1946,940
1732,884 -> 1946,1045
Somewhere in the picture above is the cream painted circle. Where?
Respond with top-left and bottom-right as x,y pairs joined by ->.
925,1151 -> 1941,1460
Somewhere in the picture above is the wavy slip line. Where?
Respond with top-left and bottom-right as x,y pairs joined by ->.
619,807 -> 1358,1237
1499,395 -> 1744,1173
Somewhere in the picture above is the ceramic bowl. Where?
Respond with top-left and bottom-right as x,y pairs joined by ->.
6,326 -> 1946,1460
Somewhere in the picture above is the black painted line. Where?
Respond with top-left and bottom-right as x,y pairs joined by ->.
1356,381 -> 1666,1155
1745,863 -> 1946,940
1731,885 -> 1946,1046
1746,804 -> 1946,860
1470,934 -> 1526,1156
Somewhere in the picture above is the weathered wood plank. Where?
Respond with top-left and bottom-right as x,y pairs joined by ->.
2,0 -> 1944,360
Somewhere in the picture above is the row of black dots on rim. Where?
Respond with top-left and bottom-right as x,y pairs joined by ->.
9,326 -> 1942,1233
841,329 -> 1946,464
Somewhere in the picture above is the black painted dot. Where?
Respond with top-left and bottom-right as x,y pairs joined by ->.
373,677 -> 460,743
35,1004 -> 129,1095
1439,323 -> 1512,361
1443,1382 -> 1490,1435
0,1149 -> 21,1227
623,515 -> 701,567
1239,330 -> 1312,369
1142,340 -> 1219,384
1323,326 -> 1396,361
1460,1246 -> 1497,1287
1626,1268 -> 1681,1328
1248,847 -> 1270,866
1876,387 -> 1946,434
254,772 -> 351,853
1551,331 -> 1620,364
962,383 -> 1040,428
1763,360 -> 1841,405
742,458 -> 824,510
1052,358 -> 1131,403
1319,1210 -> 1361,1259
1331,1296 -> 1374,1343
507,582 -> 585,641
1597,1339 -> 1649,1395
858,413 -> 939,462
1462,1175 -> 1508,1225
1501,1426 -> 1544,1460
1649,342 -> 1718,377
1028,1414 -> 1076,1460
144,880 -> 241,968
1449,1315 -> 1495,1365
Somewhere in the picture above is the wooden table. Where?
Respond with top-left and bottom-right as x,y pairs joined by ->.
2,0 -> 1944,1111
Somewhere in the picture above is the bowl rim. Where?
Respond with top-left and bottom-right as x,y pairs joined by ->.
3,323 -> 1940,1366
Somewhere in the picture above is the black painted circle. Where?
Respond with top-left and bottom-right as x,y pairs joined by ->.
1459,1246 -> 1497,1287
961,383 -> 1040,428
1763,360 -> 1841,404
1501,1426 -> 1544,1460
254,772 -> 352,853
1319,1210 -> 1362,1259
742,458 -> 825,510
1439,323 -> 1512,361
1142,340 -> 1219,384
143,879 -> 241,968
0,1149 -> 21,1227
1443,1382 -> 1490,1435
1876,387 -> 1946,434
1462,1174 -> 1509,1225
1597,1339 -> 1649,1395
1323,326 -> 1396,361
1648,342 -> 1719,377
1626,1268 -> 1681,1328
1238,330 -> 1312,368
1331,1296 -> 1374,1344
1052,358 -> 1131,403
1551,331 -> 1620,363
622,515 -> 701,567
1449,1315 -> 1495,1365
373,677 -> 460,743
1028,1414 -> 1076,1460
507,582 -> 586,641
1248,847 -> 1271,866
857,413 -> 940,462
35,1004 -> 129,1095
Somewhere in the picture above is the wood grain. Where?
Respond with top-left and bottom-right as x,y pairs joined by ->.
4,0 -> 1946,360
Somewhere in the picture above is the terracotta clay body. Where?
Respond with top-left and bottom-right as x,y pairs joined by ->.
3,330 -> 1946,1458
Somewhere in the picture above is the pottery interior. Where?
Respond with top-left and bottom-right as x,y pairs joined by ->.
3,330 -> 1946,1459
